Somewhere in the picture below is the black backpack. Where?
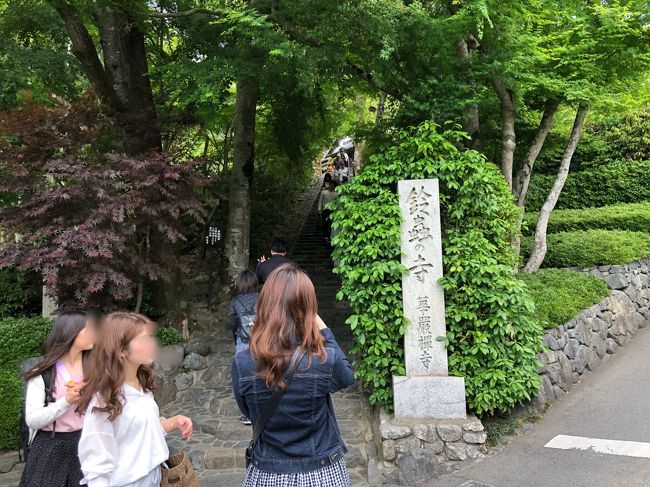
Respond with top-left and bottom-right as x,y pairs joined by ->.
238,310 -> 257,342
19,368 -> 54,462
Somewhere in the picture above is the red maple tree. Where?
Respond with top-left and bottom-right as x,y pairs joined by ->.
0,98 -> 207,309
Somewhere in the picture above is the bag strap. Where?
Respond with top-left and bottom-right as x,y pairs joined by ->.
41,367 -> 57,437
42,368 -> 54,406
250,348 -> 305,448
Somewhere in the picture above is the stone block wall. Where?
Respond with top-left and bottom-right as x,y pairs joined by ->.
534,259 -> 650,407
375,409 -> 487,479
568,259 -> 650,321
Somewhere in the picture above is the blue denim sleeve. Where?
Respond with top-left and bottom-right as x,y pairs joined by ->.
231,357 -> 250,418
321,328 -> 355,393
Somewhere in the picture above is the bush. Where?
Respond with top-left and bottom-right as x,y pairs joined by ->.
519,269 -> 610,329
331,121 -> 544,416
526,161 -> 650,211
521,230 -> 650,268
0,316 -> 53,368
0,267 -> 41,318
0,370 -> 23,450
524,202 -> 650,235
157,326 -> 183,346
0,316 -> 52,449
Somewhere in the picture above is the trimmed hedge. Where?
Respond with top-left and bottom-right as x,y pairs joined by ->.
526,161 -> 650,211
0,316 -> 52,449
0,372 -> 23,450
521,230 -> 650,268
519,269 -> 610,329
524,202 -> 650,235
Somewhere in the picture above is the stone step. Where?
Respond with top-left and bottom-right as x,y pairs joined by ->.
167,431 -> 249,471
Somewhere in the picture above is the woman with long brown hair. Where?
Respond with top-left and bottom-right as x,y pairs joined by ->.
20,310 -> 99,487
232,264 -> 355,486
77,312 -> 193,487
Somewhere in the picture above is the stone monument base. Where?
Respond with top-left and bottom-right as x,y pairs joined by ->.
393,375 -> 467,419
372,409 -> 487,485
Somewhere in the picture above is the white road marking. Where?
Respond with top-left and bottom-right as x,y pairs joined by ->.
545,434 -> 650,459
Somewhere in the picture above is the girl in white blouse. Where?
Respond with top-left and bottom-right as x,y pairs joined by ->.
77,312 -> 193,487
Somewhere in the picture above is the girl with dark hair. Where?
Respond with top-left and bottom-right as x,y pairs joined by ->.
232,264 -> 355,486
231,269 -> 260,354
77,312 -> 193,487
230,269 -> 260,425
20,310 -> 99,487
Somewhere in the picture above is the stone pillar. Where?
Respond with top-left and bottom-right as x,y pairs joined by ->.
42,285 -> 57,319
393,179 -> 466,419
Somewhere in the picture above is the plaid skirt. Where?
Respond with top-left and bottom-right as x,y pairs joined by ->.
242,457 -> 349,487
19,430 -> 83,487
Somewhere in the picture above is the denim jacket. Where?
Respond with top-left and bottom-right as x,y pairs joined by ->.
229,291 -> 260,343
231,328 -> 355,473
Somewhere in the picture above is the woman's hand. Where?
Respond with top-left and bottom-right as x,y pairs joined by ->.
161,415 -> 193,440
64,380 -> 84,404
175,415 -> 193,440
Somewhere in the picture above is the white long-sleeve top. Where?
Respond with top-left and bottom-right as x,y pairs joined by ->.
24,375 -> 72,443
318,189 -> 338,212
78,384 -> 169,487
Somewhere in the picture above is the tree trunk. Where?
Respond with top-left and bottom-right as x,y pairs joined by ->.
513,99 -> 561,206
224,76 -> 259,281
375,94 -> 386,124
524,104 -> 588,272
511,99 -> 561,262
492,78 -> 516,189
94,7 -> 161,154
57,3 -> 161,156
457,38 -> 481,150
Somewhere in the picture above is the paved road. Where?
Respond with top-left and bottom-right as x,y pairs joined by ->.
435,325 -> 650,487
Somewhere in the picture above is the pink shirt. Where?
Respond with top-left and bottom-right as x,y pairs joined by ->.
42,361 -> 84,432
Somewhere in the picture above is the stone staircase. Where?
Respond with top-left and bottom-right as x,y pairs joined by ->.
159,184 -> 374,486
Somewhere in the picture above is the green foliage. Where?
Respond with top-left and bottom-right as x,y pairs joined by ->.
0,316 -> 52,449
0,369 -> 23,449
519,269 -> 610,329
524,202 -> 650,235
331,121 -> 544,415
483,412 -> 542,447
0,0 -> 84,108
521,230 -> 650,268
157,326 -> 183,347
526,161 -> 650,211
0,267 -> 41,318
572,106 -> 650,165
0,316 -> 52,368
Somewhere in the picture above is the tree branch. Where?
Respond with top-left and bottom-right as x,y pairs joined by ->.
149,8 -> 222,18
492,77 -> 516,189
55,3 -> 125,112
148,4 -> 402,100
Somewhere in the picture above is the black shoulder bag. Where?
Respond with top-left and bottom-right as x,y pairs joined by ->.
245,348 -> 305,469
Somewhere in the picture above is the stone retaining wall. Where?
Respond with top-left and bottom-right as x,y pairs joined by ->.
533,259 -> 650,408
374,409 -> 487,484
568,258 -> 650,322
